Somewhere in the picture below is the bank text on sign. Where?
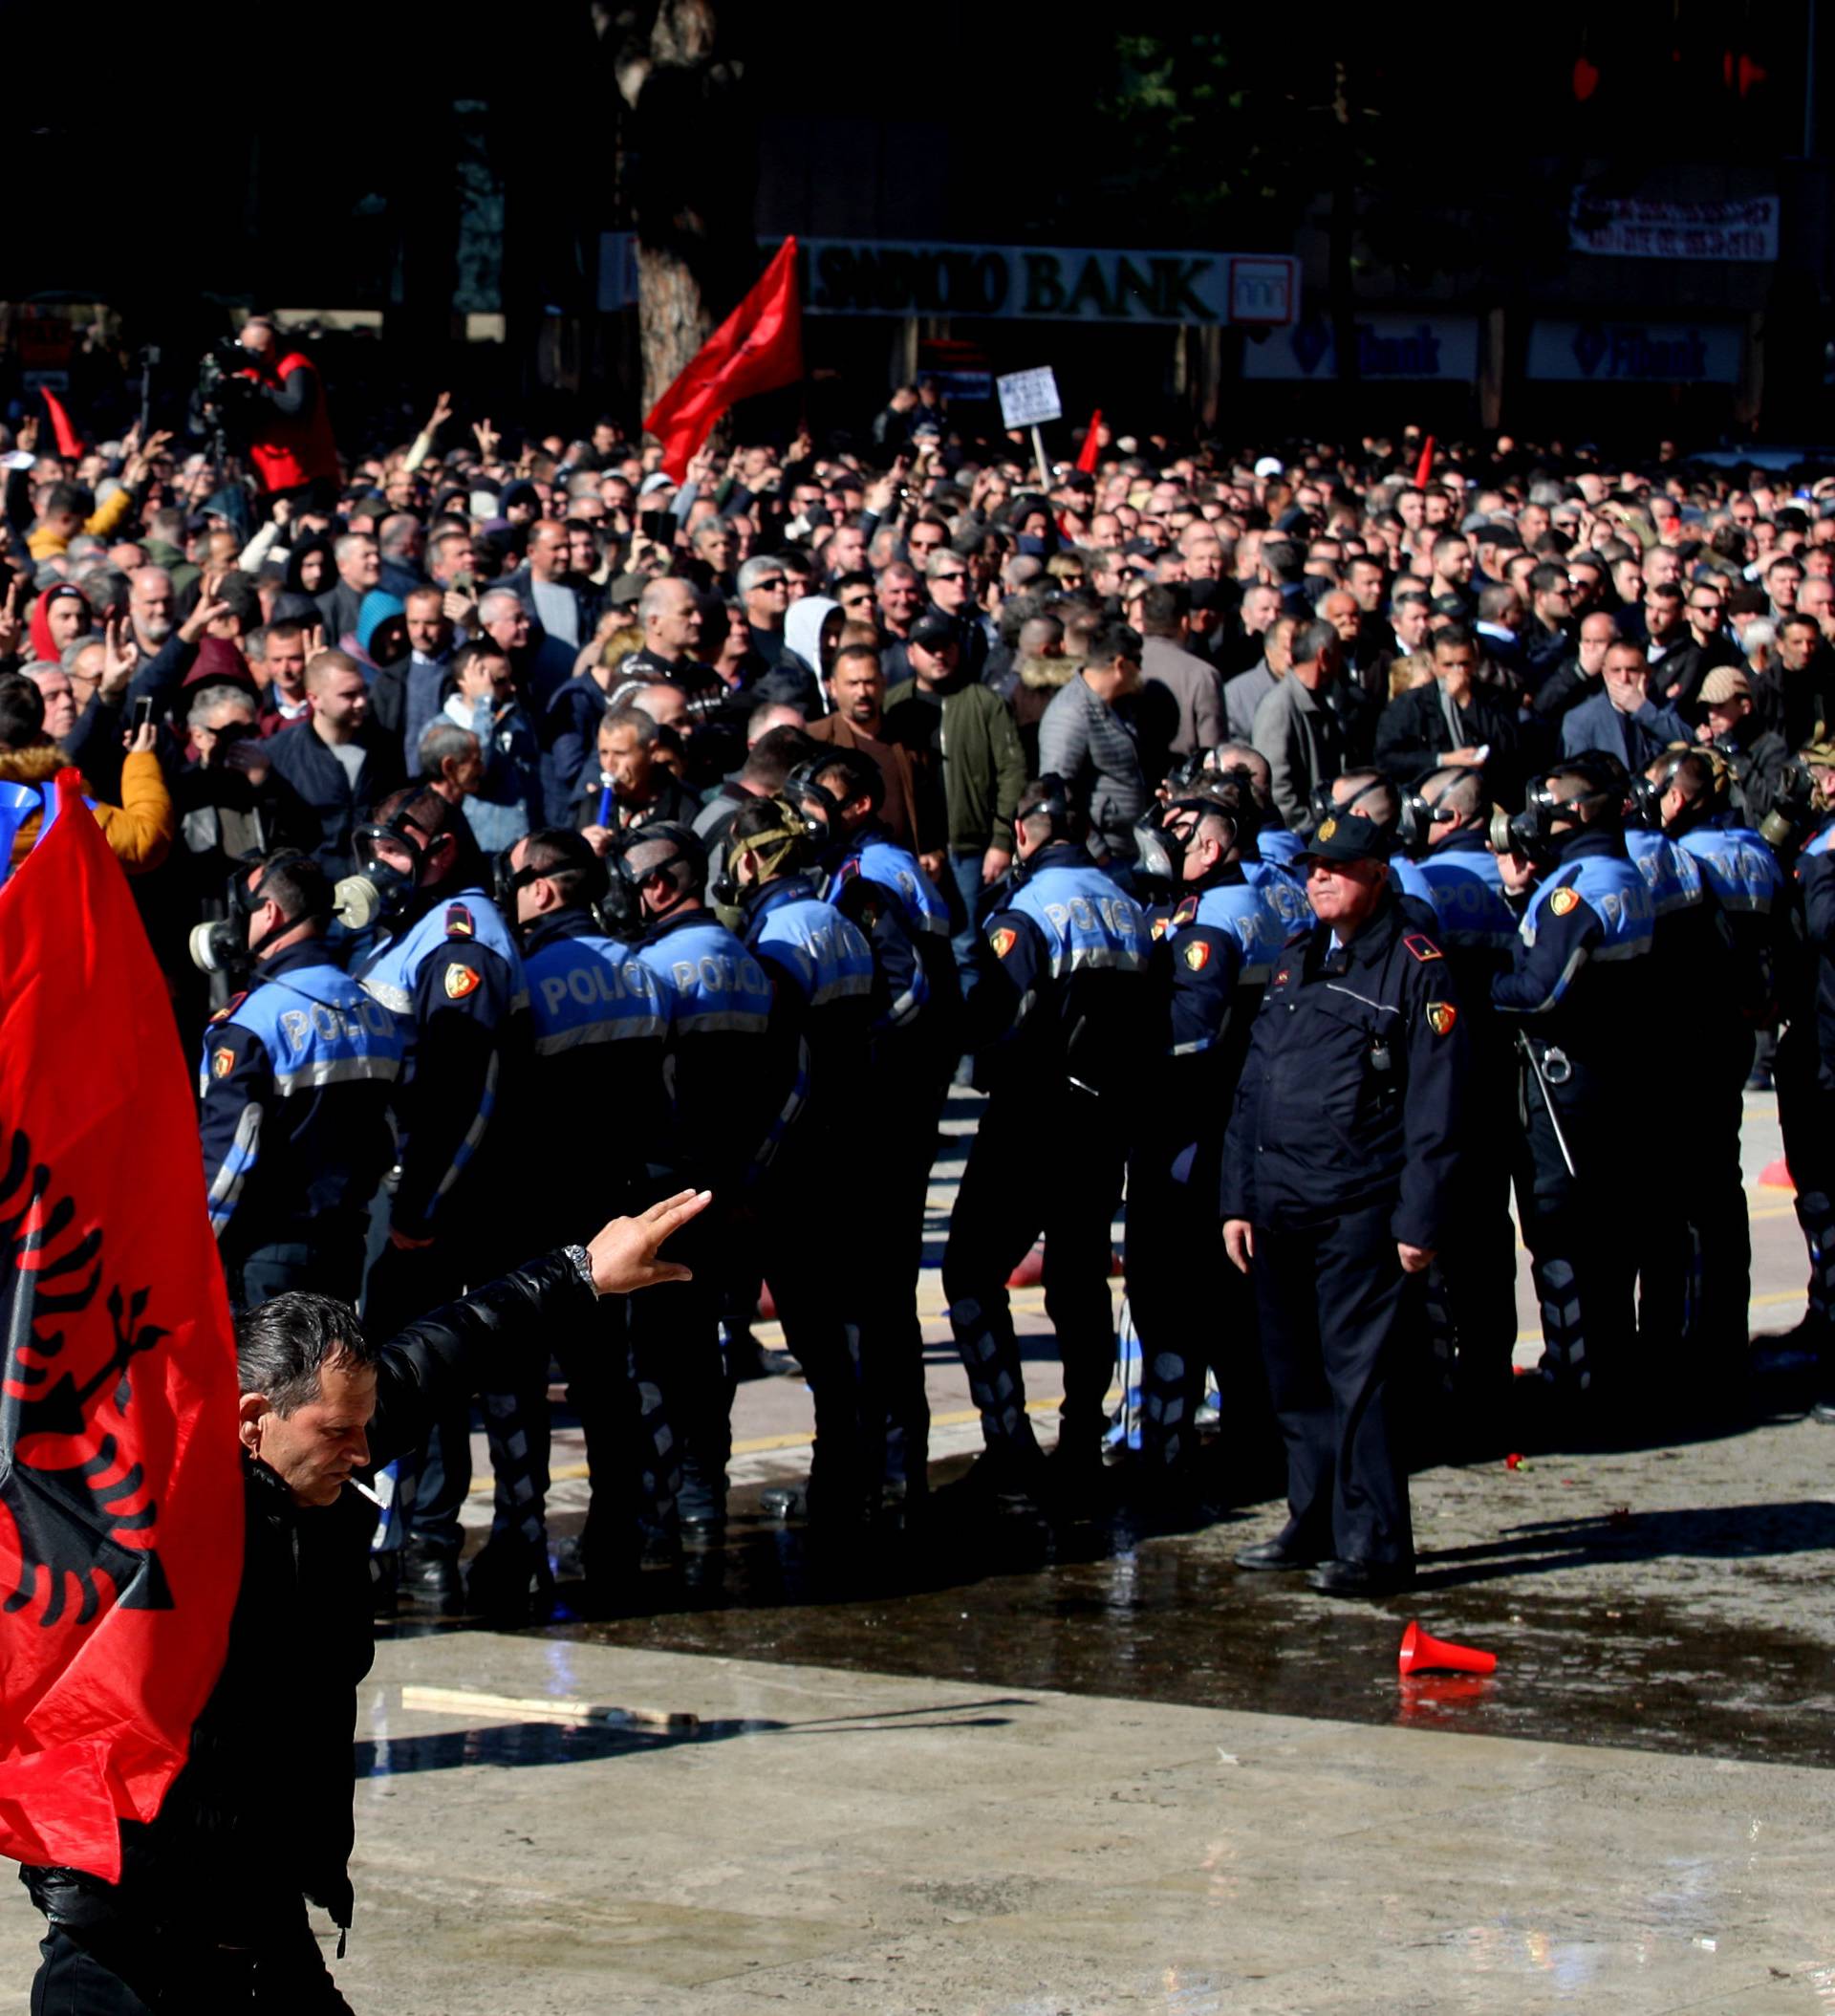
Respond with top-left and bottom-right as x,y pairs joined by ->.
797,242 -> 1301,327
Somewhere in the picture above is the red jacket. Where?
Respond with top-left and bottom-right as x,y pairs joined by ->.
240,353 -> 339,493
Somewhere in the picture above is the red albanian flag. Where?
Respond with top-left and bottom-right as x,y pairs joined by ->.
643,236 -> 802,482
1075,409 -> 1105,474
39,389 -> 82,461
0,773 -> 242,1880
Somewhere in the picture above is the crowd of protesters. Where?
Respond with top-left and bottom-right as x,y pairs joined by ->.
3,324 -> 1833,1619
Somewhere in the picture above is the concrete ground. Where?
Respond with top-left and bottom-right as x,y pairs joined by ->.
5,1091 -> 1833,2012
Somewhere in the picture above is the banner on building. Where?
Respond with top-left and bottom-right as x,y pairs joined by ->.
1568,195 -> 1779,263
1526,320 -> 1743,384
1241,315 -> 1479,382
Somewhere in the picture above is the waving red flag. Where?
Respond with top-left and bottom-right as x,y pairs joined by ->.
1075,409 -> 1105,474
39,389 -> 81,460
643,236 -> 803,481
1414,435 -> 1436,488
0,774 -> 241,1881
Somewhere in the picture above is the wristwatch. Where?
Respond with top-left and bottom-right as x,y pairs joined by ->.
561,1244 -> 600,1297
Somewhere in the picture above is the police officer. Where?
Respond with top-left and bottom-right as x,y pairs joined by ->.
1222,809 -> 1465,1596
726,795 -> 877,1522
1127,783 -> 1286,1509
1649,747 -> 1786,1366
1778,740 -> 1835,1418
1619,751 -> 1717,1356
944,775 -> 1151,1508
1396,766 -> 1522,1430
196,851 -> 403,1307
1204,743 -> 1308,879
1490,758 -> 1655,1414
498,826 -> 669,1604
620,821 -> 776,1534
350,785 -> 530,1604
787,746 -> 961,1512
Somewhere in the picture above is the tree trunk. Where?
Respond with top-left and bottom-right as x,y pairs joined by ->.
604,0 -> 756,416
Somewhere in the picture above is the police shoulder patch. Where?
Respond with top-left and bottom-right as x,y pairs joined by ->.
840,858 -> 860,882
443,961 -> 483,1001
445,902 -> 476,939
1549,886 -> 1581,918
1426,1002 -> 1458,1038
211,1046 -> 237,1079
1150,917 -> 1168,941
1403,934 -> 1443,963
1183,940 -> 1211,972
207,990 -> 248,1026
1173,893 -> 1199,928
990,926 -> 1018,959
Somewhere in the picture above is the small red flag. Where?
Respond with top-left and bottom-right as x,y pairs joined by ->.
1075,409 -> 1105,474
1414,435 -> 1436,489
0,775 -> 242,1881
39,389 -> 81,461
643,237 -> 803,482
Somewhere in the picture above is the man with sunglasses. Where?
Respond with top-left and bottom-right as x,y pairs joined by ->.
920,548 -> 989,683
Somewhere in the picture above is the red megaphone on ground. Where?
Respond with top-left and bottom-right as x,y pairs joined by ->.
1398,1619 -> 1496,1678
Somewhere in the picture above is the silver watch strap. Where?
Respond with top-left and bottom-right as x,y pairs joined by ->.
562,1244 -> 599,1297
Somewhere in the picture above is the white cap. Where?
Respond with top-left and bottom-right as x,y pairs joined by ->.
1254,455 -> 1283,479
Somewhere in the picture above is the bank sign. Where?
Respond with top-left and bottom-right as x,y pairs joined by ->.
796,241 -> 1300,327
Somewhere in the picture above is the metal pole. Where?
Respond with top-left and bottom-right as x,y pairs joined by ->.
1030,423 -> 1050,488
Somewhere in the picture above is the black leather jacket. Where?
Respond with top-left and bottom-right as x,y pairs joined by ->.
24,1250 -> 593,1943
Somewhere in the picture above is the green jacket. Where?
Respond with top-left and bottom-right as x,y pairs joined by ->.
884,676 -> 1026,854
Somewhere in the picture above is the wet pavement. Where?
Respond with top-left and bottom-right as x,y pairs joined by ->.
5,1092 -> 1833,2010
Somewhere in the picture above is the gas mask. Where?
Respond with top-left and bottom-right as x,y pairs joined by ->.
187,852 -> 327,975
337,815 -> 430,930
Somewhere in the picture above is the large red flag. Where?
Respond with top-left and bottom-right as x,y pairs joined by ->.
39,389 -> 81,461
643,237 -> 802,482
0,774 -> 241,1881
1075,409 -> 1105,474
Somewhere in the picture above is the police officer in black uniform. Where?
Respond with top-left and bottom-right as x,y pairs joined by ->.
1489,758 -> 1655,1419
725,795 -> 877,1523
1127,783 -> 1285,1511
1777,739 -> 1835,1419
195,852 -> 403,1308
620,821 -> 778,1536
787,746 -> 961,1513
1645,747 -> 1786,1370
944,776 -> 1151,1510
351,785 -> 530,1604
495,826 -> 670,1607
1222,810 -> 1466,1596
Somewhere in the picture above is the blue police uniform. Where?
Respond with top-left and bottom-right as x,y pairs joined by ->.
1492,825 -> 1654,1396
944,843 -> 1151,1492
740,873 -> 878,1518
1220,890 -> 1466,1576
1127,867 -> 1287,1497
1781,819 -> 1835,1369
1404,830 -> 1522,1422
354,885 -> 531,1582
825,825 -> 961,1510
492,905 -> 673,1589
1673,818 -> 1787,1363
197,941 -> 403,1306
1622,827 -> 1730,1358
622,907 -> 776,1536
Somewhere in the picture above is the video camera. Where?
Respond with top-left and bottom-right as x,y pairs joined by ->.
196,336 -> 252,409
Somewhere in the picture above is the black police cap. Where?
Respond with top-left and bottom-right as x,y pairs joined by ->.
1302,811 -> 1395,865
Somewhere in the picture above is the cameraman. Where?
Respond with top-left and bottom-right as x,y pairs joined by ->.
203,315 -> 339,509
